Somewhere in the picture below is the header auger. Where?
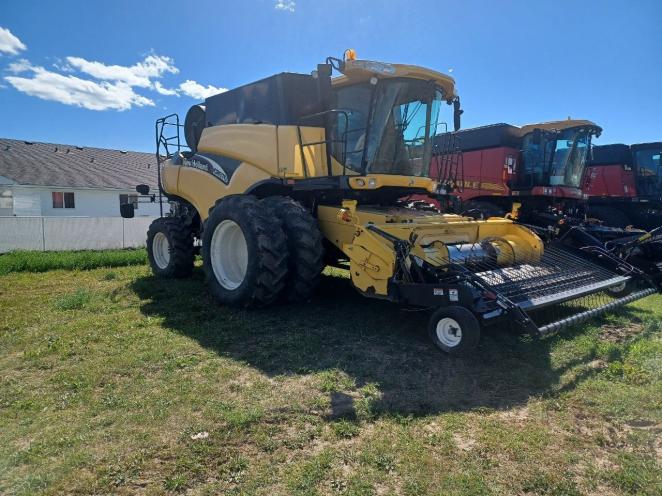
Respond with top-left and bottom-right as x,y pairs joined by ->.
121,51 -> 658,355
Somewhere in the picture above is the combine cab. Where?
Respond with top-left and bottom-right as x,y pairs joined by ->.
584,142 -> 662,230
121,51 -> 658,354
430,120 -> 602,229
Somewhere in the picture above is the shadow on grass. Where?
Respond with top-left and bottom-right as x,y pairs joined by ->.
131,269 -> 647,417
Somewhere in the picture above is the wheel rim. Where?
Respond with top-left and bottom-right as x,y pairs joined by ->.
436,317 -> 462,348
152,232 -> 171,269
210,219 -> 248,290
608,282 -> 627,294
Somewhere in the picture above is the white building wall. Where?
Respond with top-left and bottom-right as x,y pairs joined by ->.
5,185 -> 162,217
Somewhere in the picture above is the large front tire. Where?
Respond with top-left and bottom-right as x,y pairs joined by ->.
261,197 -> 325,302
202,195 -> 288,308
146,217 -> 194,278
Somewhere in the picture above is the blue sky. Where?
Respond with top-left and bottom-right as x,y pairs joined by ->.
1,0 -> 660,152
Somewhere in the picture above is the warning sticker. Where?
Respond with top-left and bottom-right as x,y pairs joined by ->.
433,288 -> 444,296
449,289 -> 459,302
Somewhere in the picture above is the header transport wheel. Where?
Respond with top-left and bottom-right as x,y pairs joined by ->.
146,217 -> 194,278
427,306 -> 481,355
202,195 -> 288,308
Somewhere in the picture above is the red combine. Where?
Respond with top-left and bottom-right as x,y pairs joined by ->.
403,121 -> 662,290
584,142 -> 662,230
419,120 -> 601,230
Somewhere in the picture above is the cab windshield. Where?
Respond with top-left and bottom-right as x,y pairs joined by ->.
330,78 -> 445,177
519,127 -> 594,188
634,147 -> 662,196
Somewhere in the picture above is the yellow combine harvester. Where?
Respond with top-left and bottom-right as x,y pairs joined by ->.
121,51 -> 656,354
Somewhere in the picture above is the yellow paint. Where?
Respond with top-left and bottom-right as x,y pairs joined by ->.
198,124 -> 279,176
349,175 -> 438,192
164,163 -> 271,220
333,60 -> 457,100
277,126 -> 327,178
317,204 -> 544,297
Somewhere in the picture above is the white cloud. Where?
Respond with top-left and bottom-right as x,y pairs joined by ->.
178,79 -> 227,99
6,58 -> 32,74
2,49 -> 227,109
274,1 -> 295,12
0,27 -> 26,55
52,58 -> 74,73
154,81 -> 179,96
5,64 -> 154,111
66,54 -> 178,88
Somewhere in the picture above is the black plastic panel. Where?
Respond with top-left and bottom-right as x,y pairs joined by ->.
203,73 -> 322,127
590,144 -> 632,166
437,123 -> 520,152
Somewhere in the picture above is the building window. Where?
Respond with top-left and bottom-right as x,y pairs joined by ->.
0,189 -> 12,210
119,194 -> 138,210
52,191 -> 75,209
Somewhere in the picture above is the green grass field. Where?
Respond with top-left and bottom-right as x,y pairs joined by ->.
0,252 -> 660,495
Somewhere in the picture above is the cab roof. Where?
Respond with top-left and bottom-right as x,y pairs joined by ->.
331,59 -> 457,101
518,119 -> 602,137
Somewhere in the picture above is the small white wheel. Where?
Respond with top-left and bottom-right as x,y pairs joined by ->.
210,219 -> 248,290
152,232 -> 171,269
428,306 -> 481,355
606,280 -> 633,298
435,317 -> 463,348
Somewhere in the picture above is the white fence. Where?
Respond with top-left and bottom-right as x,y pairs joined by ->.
0,216 -> 156,253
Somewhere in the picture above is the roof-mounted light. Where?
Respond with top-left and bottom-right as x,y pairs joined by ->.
344,48 -> 357,61
347,60 -> 396,75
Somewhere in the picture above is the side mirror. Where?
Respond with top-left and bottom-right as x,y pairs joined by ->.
453,97 -> 463,132
120,203 -> 135,219
136,184 -> 150,195
532,128 -> 542,145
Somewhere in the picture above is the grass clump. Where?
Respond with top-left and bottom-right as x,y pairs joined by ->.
0,249 -> 147,275
54,288 -> 92,310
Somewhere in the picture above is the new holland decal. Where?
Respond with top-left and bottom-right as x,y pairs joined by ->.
184,155 -> 230,184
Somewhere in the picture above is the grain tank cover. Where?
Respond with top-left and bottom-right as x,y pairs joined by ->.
444,123 -> 520,152
590,144 -> 632,166
203,72 -> 322,127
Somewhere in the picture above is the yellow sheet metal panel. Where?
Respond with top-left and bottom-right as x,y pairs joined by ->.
316,204 -> 358,250
161,164 -> 180,193
332,60 -> 457,100
167,163 -> 271,220
317,203 -> 544,296
348,174 -> 437,192
277,126 -> 328,178
198,124 -> 279,176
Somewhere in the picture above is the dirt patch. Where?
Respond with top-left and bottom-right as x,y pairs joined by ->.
495,405 -> 530,423
599,323 -> 644,343
453,432 -> 477,451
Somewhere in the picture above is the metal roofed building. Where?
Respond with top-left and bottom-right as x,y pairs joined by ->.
0,138 -> 159,217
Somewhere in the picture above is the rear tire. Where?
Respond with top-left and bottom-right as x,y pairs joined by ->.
147,217 -> 194,278
428,306 -> 481,355
202,195 -> 288,308
261,196 -> 325,302
588,206 -> 631,229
